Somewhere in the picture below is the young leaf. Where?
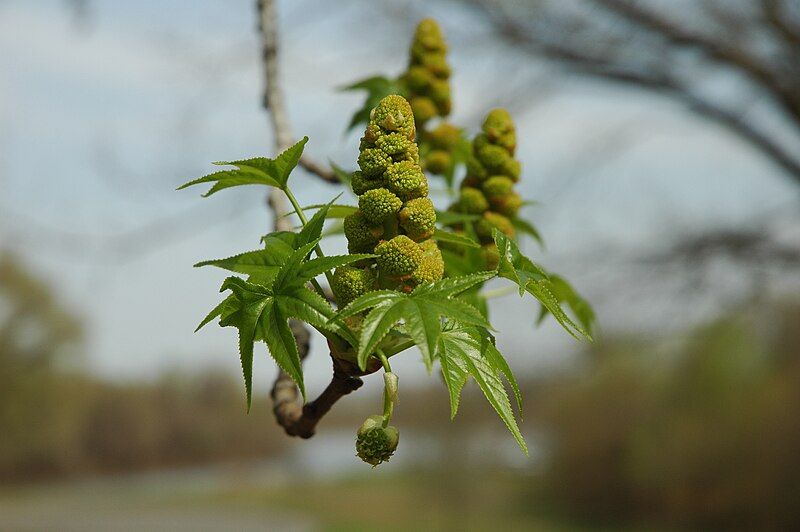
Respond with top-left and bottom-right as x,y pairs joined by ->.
511,217 -> 545,248
438,324 -> 527,454
433,228 -> 480,249
177,137 -> 308,196
493,230 -> 591,342
329,162 -> 353,186
333,273 -> 494,370
536,274 -> 596,335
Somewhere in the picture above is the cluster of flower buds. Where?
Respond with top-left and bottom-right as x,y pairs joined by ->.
334,95 -> 444,303
450,108 -> 522,267
401,18 -> 451,127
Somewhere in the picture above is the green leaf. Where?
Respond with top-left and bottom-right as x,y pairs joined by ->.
296,254 -> 374,287
536,274 -> 596,335
512,217 -> 545,248
194,235 -> 297,282
217,277 -> 274,410
341,76 -> 405,131
333,274 -> 494,370
296,200 -> 336,247
493,230 -> 591,342
330,162 -> 353,186
199,237 -> 365,407
177,137 -> 308,196
433,228 -> 480,248
438,324 -> 527,454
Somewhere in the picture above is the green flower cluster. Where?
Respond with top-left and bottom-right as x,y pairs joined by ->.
335,95 -> 444,303
450,108 -> 522,266
401,18 -> 451,128
355,415 -> 399,467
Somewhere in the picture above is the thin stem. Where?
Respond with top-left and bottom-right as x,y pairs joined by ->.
283,187 -> 335,288
378,350 -> 392,372
482,285 -> 517,300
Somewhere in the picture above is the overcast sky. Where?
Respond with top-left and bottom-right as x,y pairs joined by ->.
2,0 -> 798,394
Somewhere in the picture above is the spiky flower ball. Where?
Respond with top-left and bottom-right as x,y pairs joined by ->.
355,415 -> 399,467
450,108 -> 522,245
332,267 -> 377,307
341,95 -> 444,299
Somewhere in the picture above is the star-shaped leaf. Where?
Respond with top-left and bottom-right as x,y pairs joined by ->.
195,237 -> 362,411
493,230 -> 591,342
536,274 -> 596,335
333,271 -> 497,371
177,137 -> 308,196
438,323 -> 527,455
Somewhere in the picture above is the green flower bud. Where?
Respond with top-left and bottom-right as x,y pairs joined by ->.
411,239 -> 445,285
458,187 -> 489,215
398,197 -> 436,240
358,147 -> 392,178
410,96 -> 438,125
481,243 -> 501,270
359,188 -> 403,225
355,415 -> 399,467
424,150 -> 451,175
427,123 -> 460,150
404,65 -> 432,92
482,176 -> 515,200
344,211 -> 383,253
331,266 -> 377,307
477,144 -> 511,174
375,235 -> 423,277
376,132 -> 412,156
385,161 -> 429,201
475,211 -> 515,242
492,191 -> 522,218
370,94 -> 415,138
351,170 -> 382,196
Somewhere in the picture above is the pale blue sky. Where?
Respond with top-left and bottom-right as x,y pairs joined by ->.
2,0 -> 798,392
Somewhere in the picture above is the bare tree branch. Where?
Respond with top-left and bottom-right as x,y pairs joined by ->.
257,0 -> 359,437
468,0 -> 800,187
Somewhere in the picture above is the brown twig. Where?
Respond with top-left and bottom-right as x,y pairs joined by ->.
257,0 -> 360,437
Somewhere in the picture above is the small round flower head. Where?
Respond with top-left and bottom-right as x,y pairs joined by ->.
385,161 -> 429,201
358,147 -> 393,178
405,65 -> 433,92
351,170 -> 383,196
475,211 -> 515,242
477,144 -> 512,174
413,18 -> 447,53
391,141 -> 419,164
482,108 -> 516,152
458,187 -> 489,215
412,239 -> 445,285
427,123 -> 460,151
344,212 -> 383,252
376,133 -> 412,156
355,415 -> 399,467
422,54 -> 451,78
493,192 -> 522,218
370,95 -> 416,138
482,176 -> 515,201
410,97 -> 438,125
481,243 -> 501,270
332,266 -> 377,308
359,188 -> 403,225
398,197 -> 436,240
375,235 -> 423,277
424,150 -> 451,175
429,79 -> 451,113
465,154 -> 487,181
502,158 -> 522,182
